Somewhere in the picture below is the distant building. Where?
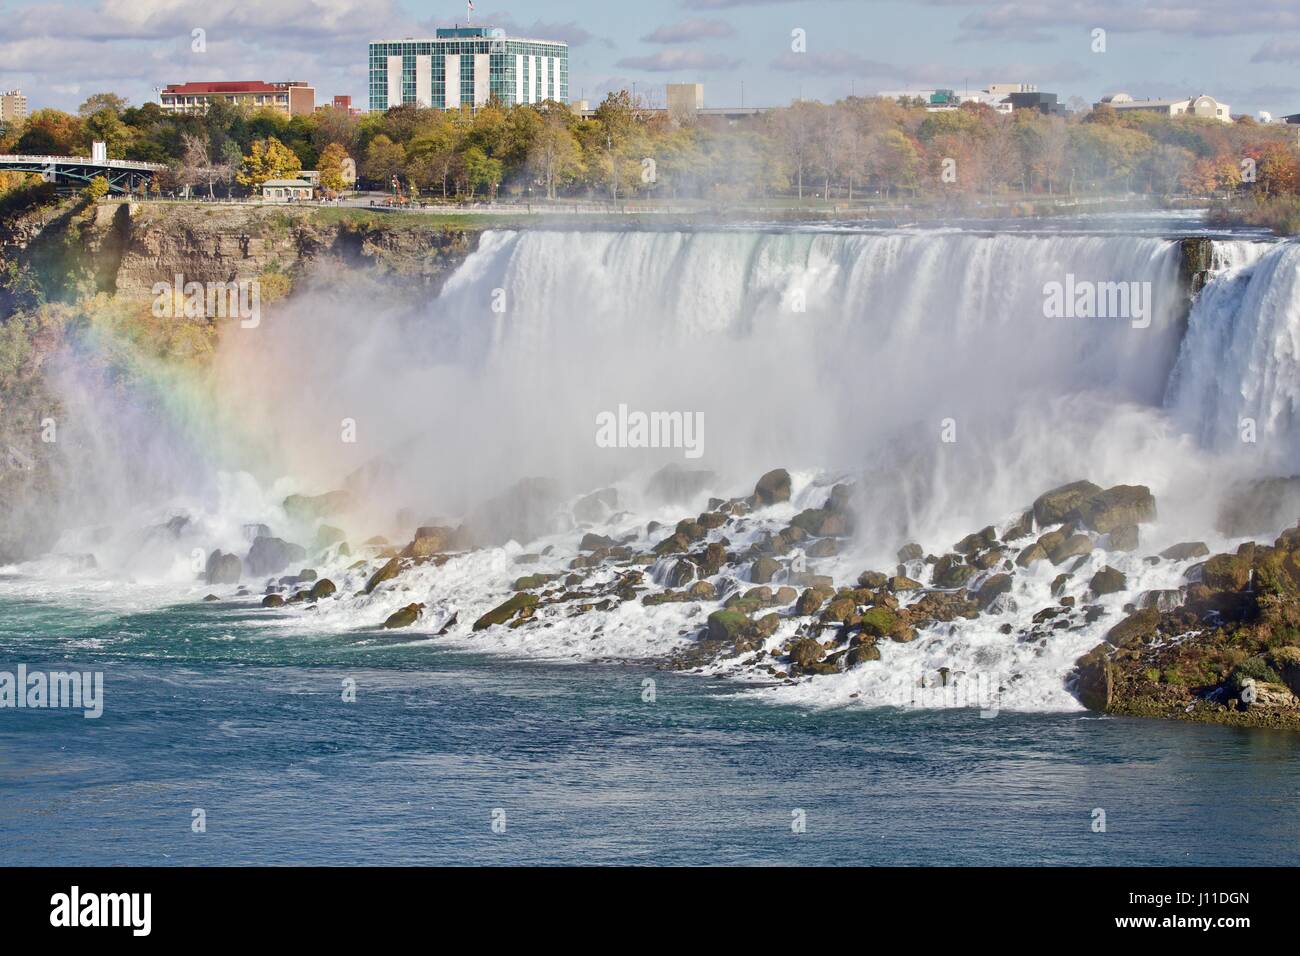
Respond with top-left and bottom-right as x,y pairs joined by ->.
667,83 -> 704,123
369,26 -> 568,112
876,84 -> 1060,115
1096,92 -> 1232,123
318,95 -> 363,117
261,178 -> 315,202
160,81 -> 316,117
0,90 -> 29,123
1005,91 -> 1067,116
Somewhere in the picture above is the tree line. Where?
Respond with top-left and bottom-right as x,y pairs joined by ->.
2,89 -> 1299,204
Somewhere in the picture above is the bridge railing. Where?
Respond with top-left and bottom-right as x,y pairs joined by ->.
0,154 -> 168,171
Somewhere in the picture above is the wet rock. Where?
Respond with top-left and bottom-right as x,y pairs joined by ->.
1015,542 -> 1048,568
1070,485 -> 1156,533
1073,644 -> 1115,711
1105,608 -> 1160,647
788,638 -> 825,668
202,594 -> 220,602
889,575 -> 922,592
753,468 -> 792,508
246,536 -> 308,577
897,543 -> 924,563
751,555 -> 780,584
807,538 -> 840,558
1033,480 -> 1102,527
687,580 -> 718,601
857,570 -> 888,589
473,592 -> 539,631
1089,566 -> 1127,596
205,550 -> 242,585
364,557 -> 402,595
666,560 -> 697,588
314,525 -> 347,549
1136,589 -> 1182,611
383,603 -> 425,629
513,573 -> 559,591
706,609 -> 752,642
1160,541 -> 1210,561
859,606 -> 899,638
1050,573 -> 1072,597
308,578 -> 336,601
846,644 -> 881,667
775,586 -> 798,605
933,555 -> 976,589
789,508 -> 849,537
954,526 -> 997,555
261,594 -> 286,608
579,532 -> 617,552
976,573 -> 1013,610
795,586 -> 834,616
1002,511 -> 1034,542
1046,532 -> 1092,566
1107,524 -> 1139,552
1201,552 -> 1252,591
404,526 -> 457,558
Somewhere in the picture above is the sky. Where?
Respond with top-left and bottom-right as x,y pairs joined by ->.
2,0 -> 1299,119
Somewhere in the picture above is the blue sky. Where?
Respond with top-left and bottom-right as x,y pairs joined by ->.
2,0 -> 1298,118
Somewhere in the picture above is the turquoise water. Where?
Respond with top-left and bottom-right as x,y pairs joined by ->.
2,592 -> 1299,866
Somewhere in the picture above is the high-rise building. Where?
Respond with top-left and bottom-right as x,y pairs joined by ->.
159,81 -> 315,117
368,26 -> 568,112
0,90 -> 29,123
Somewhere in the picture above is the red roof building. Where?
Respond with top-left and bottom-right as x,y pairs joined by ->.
159,81 -> 315,117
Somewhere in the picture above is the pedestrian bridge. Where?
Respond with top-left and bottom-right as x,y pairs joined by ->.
0,153 -> 167,193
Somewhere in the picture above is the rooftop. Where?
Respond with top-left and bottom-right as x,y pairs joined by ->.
162,81 -> 311,95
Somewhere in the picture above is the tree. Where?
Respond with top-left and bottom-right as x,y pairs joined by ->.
82,176 -> 110,201
78,93 -> 129,118
235,136 -> 301,189
464,146 -> 503,199
362,134 -> 406,189
527,107 -> 582,199
318,142 -> 351,194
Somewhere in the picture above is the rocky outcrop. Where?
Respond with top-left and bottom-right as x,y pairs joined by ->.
245,536 -> 307,577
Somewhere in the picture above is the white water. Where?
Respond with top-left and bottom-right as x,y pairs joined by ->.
9,226 -> 1298,712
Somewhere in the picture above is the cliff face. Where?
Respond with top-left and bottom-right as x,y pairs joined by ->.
85,201 -> 480,298
0,200 -> 481,563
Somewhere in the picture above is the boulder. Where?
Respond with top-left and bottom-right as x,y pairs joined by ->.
858,570 -> 888,589
751,555 -> 781,584
1160,541 -> 1210,561
308,578 -> 337,601
706,609 -> 751,642
1104,608 -> 1160,647
364,557 -> 402,595
753,468 -> 792,507
687,580 -> 718,601
1047,533 -> 1092,566
1107,524 -> 1139,552
261,594 -> 286,608
1073,645 -> 1115,711
954,526 -> 997,555
383,603 -> 425,629
1201,552 -> 1252,591
245,536 -> 307,577
666,560 -> 697,588
1072,485 -> 1157,533
788,638 -> 825,668
205,550 -> 242,585
314,525 -> 347,549
579,532 -> 617,552
1033,480 -> 1102,527
473,592 -> 539,631
975,573 -> 1013,610
1089,566 -> 1127,596
1216,476 -> 1300,537
846,644 -> 882,667
897,543 -> 924,563
795,586 -> 834,616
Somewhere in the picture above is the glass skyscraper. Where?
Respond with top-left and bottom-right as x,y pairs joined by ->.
368,27 -> 569,112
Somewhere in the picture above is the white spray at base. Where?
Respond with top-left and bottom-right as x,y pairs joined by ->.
9,227 -> 1300,713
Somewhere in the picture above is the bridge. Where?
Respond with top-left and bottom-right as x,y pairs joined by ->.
0,152 -> 167,193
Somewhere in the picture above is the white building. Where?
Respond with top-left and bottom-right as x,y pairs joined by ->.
1096,93 -> 1233,123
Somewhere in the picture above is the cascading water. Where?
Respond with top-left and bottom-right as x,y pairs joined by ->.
10,226 -> 1298,711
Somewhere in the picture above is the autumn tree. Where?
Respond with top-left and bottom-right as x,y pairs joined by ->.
235,136 -> 301,188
